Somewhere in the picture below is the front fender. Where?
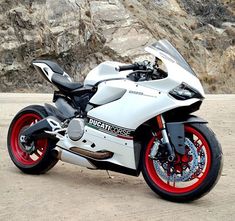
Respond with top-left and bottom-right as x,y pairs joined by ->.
167,115 -> 207,124
166,115 -> 207,155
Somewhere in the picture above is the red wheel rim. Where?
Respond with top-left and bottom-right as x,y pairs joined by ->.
145,126 -> 212,194
10,113 -> 48,166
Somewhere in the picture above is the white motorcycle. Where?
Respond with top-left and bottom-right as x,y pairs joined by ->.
7,39 -> 223,202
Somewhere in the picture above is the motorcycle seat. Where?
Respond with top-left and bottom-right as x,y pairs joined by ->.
33,59 -> 83,93
52,74 -> 83,93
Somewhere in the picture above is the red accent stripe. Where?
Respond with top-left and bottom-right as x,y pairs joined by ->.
117,135 -> 133,140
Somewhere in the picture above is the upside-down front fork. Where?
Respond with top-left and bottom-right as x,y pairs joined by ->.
149,115 -> 175,162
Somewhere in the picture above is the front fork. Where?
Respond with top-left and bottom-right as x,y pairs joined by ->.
150,115 -> 175,162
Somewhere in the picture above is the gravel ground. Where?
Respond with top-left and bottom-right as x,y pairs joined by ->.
0,93 -> 234,221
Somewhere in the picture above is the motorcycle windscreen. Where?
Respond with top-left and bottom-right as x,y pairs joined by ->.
150,39 -> 196,76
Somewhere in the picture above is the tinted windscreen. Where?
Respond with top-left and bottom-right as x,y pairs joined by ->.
151,39 -> 196,76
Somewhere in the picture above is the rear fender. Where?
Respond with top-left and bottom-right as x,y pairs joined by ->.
166,115 -> 207,154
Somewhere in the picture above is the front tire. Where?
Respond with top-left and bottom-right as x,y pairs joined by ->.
7,105 -> 58,174
142,123 -> 223,202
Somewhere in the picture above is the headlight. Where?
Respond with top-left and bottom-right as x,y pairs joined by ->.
169,83 -> 204,100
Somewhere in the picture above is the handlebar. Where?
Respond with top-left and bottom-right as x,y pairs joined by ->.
116,60 -> 167,82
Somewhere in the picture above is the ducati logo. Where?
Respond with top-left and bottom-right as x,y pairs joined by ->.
89,118 -> 111,130
88,118 -> 133,139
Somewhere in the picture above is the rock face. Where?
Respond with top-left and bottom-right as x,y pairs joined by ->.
0,0 -> 234,93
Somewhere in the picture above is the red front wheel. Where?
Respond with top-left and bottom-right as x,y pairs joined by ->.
7,105 -> 58,174
142,123 -> 223,202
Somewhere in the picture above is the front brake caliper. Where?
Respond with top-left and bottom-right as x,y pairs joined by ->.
149,139 -> 160,159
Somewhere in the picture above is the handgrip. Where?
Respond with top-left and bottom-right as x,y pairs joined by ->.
116,64 -> 138,72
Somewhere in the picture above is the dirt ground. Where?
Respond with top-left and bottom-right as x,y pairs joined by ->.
0,93 -> 235,221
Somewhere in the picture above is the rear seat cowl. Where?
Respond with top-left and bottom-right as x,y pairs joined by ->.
32,60 -> 64,75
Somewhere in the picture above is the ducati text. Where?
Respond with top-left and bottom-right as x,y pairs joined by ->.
87,118 -> 133,139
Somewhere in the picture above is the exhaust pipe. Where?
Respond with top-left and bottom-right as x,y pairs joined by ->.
70,147 -> 113,160
56,148 -> 96,169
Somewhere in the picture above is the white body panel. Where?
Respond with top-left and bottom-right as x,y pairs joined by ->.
84,61 -> 132,86
57,125 -> 136,169
87,79 -> 199,129
89,83 -> 126,105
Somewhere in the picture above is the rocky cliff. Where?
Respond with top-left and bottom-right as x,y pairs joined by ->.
0,0 -> 234,93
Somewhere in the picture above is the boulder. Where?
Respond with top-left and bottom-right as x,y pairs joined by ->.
0,0 -> 234,93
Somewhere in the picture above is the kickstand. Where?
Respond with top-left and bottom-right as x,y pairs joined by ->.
106,170 -> 114,179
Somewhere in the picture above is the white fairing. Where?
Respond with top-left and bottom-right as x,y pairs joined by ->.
57,126 -> 136,169
89,83 -> 127,105
143,46 -> 204,95
82,41 -> 204,129
57,39 -> 205,171
88,80 -> 201,129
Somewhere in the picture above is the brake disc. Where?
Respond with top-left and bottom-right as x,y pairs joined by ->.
153,138 -> 199,182
188,148 -> 206,180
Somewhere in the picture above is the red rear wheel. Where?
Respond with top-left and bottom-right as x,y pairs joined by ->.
142,123 -> 223,201
8,105 -> 58,174
10,113 -> 48,166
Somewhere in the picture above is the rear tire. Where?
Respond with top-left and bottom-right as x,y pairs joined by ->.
142,123 -> 223,202
7,105 -> 58,174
